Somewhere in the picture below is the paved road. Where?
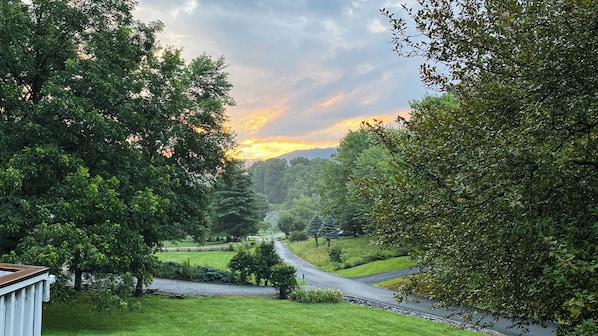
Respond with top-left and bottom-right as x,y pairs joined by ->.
274,242 -> 556,336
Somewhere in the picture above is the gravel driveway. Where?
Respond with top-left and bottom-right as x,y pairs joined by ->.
147,278 -> 277,297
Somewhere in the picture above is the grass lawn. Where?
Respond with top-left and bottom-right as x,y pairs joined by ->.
287,237 -> 413,273
42,294 -> 480,336
334,256 -> 416,277
375,276 -> 412,290
155,251 -> 234,270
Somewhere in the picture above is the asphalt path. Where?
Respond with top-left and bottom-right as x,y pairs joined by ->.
274,242 -> 556,336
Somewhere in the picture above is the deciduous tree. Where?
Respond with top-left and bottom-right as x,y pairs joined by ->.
0,0 -> 234,301
367,1 -> 598,333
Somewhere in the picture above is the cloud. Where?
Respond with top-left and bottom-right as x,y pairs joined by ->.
134,1 -> 427,160
367,19 -> 387,33
170,0 -> 197,18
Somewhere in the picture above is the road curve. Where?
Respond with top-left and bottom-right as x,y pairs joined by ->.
274,242 -> 556,336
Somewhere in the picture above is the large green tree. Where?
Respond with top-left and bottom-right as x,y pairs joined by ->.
318,129 -> 389,235
0,0 -> 234,300
366,1 -> 598,334
210,162 -> 261,240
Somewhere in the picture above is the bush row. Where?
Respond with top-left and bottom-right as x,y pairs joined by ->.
289,288 -> 343,303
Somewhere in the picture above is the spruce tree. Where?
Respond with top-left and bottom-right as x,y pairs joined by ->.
319,215 -> 338,248
306,214 -> 323,246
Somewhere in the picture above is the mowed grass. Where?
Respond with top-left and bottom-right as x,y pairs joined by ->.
287,237 -> 415,273
334,256 -> 416,277
155,251 -> 234,270
42,294 -> 480,336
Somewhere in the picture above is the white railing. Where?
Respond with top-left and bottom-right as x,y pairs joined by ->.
0,264 -> 50,336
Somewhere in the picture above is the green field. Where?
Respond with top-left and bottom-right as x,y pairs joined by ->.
42,294 -> 479,336
155,251 -> 235,270
287,237 -> 415,273
334,256 -> 415,277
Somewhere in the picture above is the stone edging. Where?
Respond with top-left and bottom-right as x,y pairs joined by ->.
343,296 -> 504,336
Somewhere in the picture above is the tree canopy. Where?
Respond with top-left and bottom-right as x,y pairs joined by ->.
363,1 -> 598,334
0,0 -> 234,300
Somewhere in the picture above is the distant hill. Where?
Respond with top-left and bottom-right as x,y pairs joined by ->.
276,147 -> 336,162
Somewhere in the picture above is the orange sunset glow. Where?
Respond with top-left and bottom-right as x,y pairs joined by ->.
232,109 -> 411,161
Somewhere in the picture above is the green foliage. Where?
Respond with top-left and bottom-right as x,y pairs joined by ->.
210,162 -> 261,240
328,246 -> 343,263
154,261 -> 233,283
249,158 -> 288,204
288,230 -> 308,242
226,241 -> 281,286
227,245 -> 255,284
369,1 -> 598,333
253,241 -> 282,286
305,214 -> 323,246
270,263 -> 298,299
277,212 -> 304,236
0,0 -> 234,304
319,215 -> 339,247
317,129 -> 393,236
290,288 -> 344,303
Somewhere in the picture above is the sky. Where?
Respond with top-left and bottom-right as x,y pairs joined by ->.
133,0 -> 428,161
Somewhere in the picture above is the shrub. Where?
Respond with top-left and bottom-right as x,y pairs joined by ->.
290,288 -> 343,303
328,246 -> 343,263
228,246 -> 255,284
195,266 -> 233,283
181,258 -> 194,280
155,261 -> 233,283
270,263 -> 298,299
288,230 -> 308,242
253,241 -> 281,286
155,261 -> 182,279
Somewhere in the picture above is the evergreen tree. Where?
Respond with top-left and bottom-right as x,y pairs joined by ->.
319,215 -> 338,248
211,163 -> 261,240
306,214 -> 323,246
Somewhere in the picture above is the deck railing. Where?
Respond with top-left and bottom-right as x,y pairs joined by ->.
0,263 -> 50,336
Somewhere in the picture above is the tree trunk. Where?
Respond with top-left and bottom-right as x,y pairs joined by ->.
74,269 -> 83,290
135,277 -> 144,297
315,236 -> 319,247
